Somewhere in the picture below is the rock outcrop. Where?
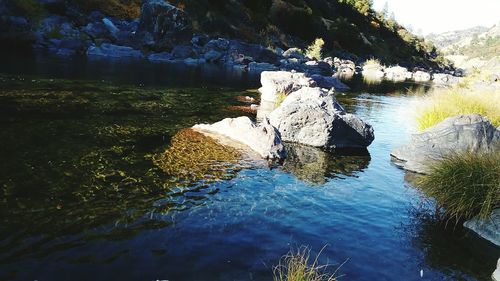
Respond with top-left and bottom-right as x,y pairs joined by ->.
259,71 -> 316,102
310,74 -> 350,92
463,209 -> 500,247
493,258 -> 500,281
87,43 -> 144,59
138,0 -> 192,51
193,117 -> 286,160
391,114 -> 500,174
268,87 -> 374,149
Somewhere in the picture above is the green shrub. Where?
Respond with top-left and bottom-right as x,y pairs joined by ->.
306,38 -> 325,60
417,151 -> 500,221
273,247 -> 342,281
275,92 -> 287,107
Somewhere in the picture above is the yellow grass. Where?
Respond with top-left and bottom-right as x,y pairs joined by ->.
416,86 -> 500,131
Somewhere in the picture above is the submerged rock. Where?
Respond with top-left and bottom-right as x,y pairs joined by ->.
463,209 -> 500,247
391,114 -> 500,174
269,87 -> 374,149
193,116 -> 286,160
259,71 -> 316,102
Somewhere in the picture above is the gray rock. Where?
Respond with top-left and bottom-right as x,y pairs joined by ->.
193,117 -> 286,160
283,48 -> 306,60
204,38 -> 230,52
204,50 -> 222,63
391,114 -> 500,174
102,18 -> 120,38
87,43 -> 144,59
138,0 -> 192,50
248,62 -> 278,73
171,45 -> 195,59
413,70 -> 431,82
147,52 -> 172,62
385,66 -> 409,82
269,87 -> 374,149
432,73 -> 460,85
259,71 -> 316,103
310,74 -> 350,92
334,62 -> 356,80
463,209 -> 500,247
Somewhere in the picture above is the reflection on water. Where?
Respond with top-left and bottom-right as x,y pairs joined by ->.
282,143 -> 370,184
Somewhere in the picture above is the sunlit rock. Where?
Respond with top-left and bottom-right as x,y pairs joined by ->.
193,116 -> 286,160
391,114 -> 500,174
269,87 -> 374,149
463,209 -> 500,247
259,71 -> 316,103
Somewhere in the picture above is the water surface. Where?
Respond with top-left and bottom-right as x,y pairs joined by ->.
0,54 -> 497,281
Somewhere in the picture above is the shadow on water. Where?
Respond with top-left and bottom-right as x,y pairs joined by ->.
282,143 -> 371,184
401,173 -> 500,281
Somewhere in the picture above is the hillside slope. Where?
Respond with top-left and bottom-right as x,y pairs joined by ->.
2,0 -> 448,69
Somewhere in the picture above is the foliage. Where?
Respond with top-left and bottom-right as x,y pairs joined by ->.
70,0 -> 141,19
306,38 -> 325,60
12,0 -> 46,20
363,58 -> 381,66
417,151 -> 500,221
416,85 -> 500,131
275,92 -> 288,107
338,0 -> 373,16
273,246 -> 342,281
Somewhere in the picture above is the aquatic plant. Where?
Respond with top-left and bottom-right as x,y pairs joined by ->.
306,38 -> 325,61
153,129 -> 244,184
416,86 -> 500,131
273,246 -> 342,281
417,151 -> 500,221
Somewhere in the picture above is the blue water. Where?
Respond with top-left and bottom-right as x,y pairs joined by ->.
0,54 -> 497,281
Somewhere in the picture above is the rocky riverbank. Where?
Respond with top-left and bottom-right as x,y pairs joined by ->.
1,0 -> 461,86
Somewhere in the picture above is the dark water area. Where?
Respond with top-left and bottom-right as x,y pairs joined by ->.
0,54 -> 498,281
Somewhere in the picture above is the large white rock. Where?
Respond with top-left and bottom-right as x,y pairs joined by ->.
391,114 -> 500,174
463,209 -> 500,247
385,66 -> 409,82
432,73 -> 460,85
193,116 -> 285,160
413,70 -> 431,82
259,71 -> 316,103
268,87 -> 374,149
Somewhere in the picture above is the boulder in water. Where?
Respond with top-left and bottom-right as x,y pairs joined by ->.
259,71 -> 316,103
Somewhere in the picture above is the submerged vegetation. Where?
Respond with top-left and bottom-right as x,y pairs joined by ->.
417,151 -> 500,221
153,129 -> 245,184
273,247 -> 342,281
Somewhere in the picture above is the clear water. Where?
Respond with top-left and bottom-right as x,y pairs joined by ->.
0,54 -> 498,281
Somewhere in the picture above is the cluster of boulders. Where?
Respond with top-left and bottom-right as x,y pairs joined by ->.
362,63 -> 460,85
193,70 -> 374,160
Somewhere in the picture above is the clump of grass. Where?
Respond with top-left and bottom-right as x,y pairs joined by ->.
416,87 -> 500,131
417,151 -> 500,222
273,246 -> 343,281
363,58 -> 381,67
306,38 -> 325,61
275,92 -> 287,107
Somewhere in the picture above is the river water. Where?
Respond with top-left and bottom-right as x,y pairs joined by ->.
0,54 -> 497,281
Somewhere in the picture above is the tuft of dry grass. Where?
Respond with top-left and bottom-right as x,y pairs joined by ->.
306,38 -> 325,61
416,86 -> 500,131
417,151 -> 500,221
273,246 -> 344,281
